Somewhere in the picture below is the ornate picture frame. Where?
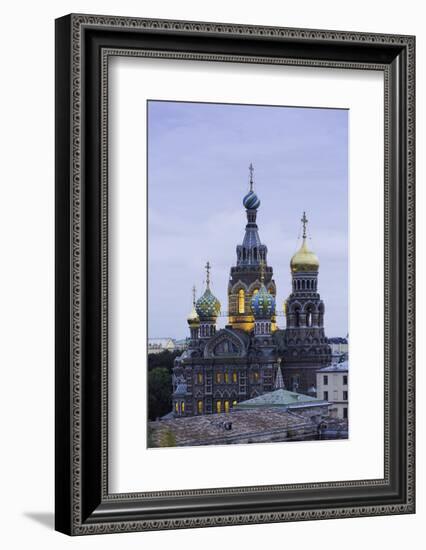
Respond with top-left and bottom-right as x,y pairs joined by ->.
55,14 -> 415,535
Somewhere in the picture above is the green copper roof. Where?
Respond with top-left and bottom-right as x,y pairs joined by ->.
235,389 -> 323,409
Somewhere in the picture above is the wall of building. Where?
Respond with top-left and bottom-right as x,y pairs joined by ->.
316,371 -> 348,419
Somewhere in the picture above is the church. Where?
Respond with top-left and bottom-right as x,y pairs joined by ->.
172,166 -> 332,417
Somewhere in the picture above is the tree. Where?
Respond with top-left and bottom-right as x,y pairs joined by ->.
148,350 -> 180,373
148,367 -> 172,420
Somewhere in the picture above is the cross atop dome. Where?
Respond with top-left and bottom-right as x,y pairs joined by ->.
249,162 -> 254,191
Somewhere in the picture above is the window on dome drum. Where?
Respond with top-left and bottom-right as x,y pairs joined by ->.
238,289 -> 245,313
216,400 -> 222,414
197,400 -> 203,414
232,371 -> 238,383
216,372 -> 222,383
224,400 -> 230,413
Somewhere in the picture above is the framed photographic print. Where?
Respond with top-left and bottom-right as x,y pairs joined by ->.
55,14 -> 415,535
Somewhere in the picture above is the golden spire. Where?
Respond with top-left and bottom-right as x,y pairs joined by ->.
192,284 -> 196,306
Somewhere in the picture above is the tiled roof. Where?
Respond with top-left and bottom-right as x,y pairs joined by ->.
235,388 -> 323,408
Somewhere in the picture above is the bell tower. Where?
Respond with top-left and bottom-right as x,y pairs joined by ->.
228,164 -> 277,332
280,213 -> 331,393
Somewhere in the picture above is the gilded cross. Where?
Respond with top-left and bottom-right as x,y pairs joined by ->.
301,211 -> 308,239
205,261 -> 211,288
249,163 -> 254,191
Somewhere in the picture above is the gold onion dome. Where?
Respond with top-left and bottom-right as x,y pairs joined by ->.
187,285 -> 200,326
290,238 -> 319,272
290,211 -> 319,272
187,305 -> 200,327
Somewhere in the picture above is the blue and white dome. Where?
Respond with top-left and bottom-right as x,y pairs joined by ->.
243,190 -> 261,210
251,284 -> 275,319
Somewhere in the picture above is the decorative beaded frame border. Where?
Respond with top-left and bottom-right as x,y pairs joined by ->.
58,13 -> 415,535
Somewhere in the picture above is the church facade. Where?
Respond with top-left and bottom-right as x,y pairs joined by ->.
172,166 -> 331,417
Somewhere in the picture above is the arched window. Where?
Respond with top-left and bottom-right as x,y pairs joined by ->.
197,400 -> 203,414
224,400 -> 230,413
175,402 -> 179,413
232,400 -> 237,407
216,400 -> 222,414
224,372 -> 229,383
216,372 -> 222,383
252,288 -> 259,298
238,289 -> 245,314
232,371 -> 238,383
181,401 -> 185,413
197,373 -> 203,384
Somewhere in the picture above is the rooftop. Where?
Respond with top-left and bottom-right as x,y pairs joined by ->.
235,388 -> 327,409
318,360 -> 349,372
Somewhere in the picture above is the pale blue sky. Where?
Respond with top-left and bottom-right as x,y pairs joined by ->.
147,100 -> 348,338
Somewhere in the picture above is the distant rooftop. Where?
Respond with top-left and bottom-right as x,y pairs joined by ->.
318,360 -> 349,372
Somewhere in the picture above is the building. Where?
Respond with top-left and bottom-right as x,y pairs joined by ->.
316,361 -> 349,420
147,338 -> 176,354
328,336 -> 349,360
172,166 -> 332,417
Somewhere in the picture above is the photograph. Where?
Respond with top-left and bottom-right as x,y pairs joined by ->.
146,100 -> 349,448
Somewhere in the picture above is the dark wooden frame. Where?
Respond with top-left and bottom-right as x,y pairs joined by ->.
55,13 -> 415,535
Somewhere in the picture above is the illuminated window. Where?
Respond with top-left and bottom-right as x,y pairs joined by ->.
232,371 -> 238,383
252,288 -> 259,297
197,400 -> 203,414
197,373 -> 203,384
238,289 -> 245,314
175,402 -> 178,413
254,372 -> 259,382
181,401 -> 185,413
216,372 -> 222,383
224,400 -> 230,413
232,400 -> 237,406
224,372 -> 229,383
216,400 -> 222,413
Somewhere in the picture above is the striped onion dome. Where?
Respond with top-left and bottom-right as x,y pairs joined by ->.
243,190 -> 260,210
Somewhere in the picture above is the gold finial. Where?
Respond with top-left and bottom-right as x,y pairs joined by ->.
301,211 -> 308,239
249,163 -> 254,192
192,285 -> 196,306
205,261 -> 211,289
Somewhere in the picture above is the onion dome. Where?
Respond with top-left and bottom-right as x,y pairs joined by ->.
290,238 -> 319,272
251,283 -> 275,319
290,211 -> 319,272
243,190 -> 260,210
195,288 -> 221,320
195,262 -> 221,320
187,305 -> 200,327
243,162 -> 260,210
